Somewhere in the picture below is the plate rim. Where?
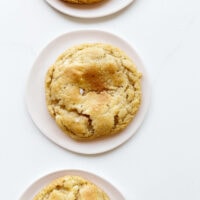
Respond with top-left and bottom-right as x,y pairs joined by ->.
18,169 -> 125,200
45,0 -> 135,19
25,29 -> 151,155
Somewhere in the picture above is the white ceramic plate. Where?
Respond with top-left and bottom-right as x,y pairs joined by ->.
19,169 -> 125,200
26,29 -> 150,154
45,0 -> 134,19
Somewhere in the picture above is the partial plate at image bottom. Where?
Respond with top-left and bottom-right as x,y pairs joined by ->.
19,169 -> 125,200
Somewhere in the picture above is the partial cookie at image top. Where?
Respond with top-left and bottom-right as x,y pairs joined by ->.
61,0 -> 104,4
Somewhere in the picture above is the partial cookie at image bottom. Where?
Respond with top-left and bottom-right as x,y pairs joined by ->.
33,175 -> 110,200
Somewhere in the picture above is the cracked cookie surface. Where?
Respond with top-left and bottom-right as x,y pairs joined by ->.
33,175 -> 110,200
62,0 -> 104,4
45,43 -> 142,140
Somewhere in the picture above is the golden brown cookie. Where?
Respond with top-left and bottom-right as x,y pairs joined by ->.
62,0 -> 103,4
45,43 -> 142,140
33,175 -> 110,200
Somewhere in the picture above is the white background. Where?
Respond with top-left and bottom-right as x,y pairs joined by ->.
0,0 -> 200,199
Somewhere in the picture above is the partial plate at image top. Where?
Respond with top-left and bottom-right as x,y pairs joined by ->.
45,0 -> 135,18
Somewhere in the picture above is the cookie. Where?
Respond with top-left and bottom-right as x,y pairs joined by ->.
33,175 -> 110,200
45,43 -> 142,140
62,0 -> 103,4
